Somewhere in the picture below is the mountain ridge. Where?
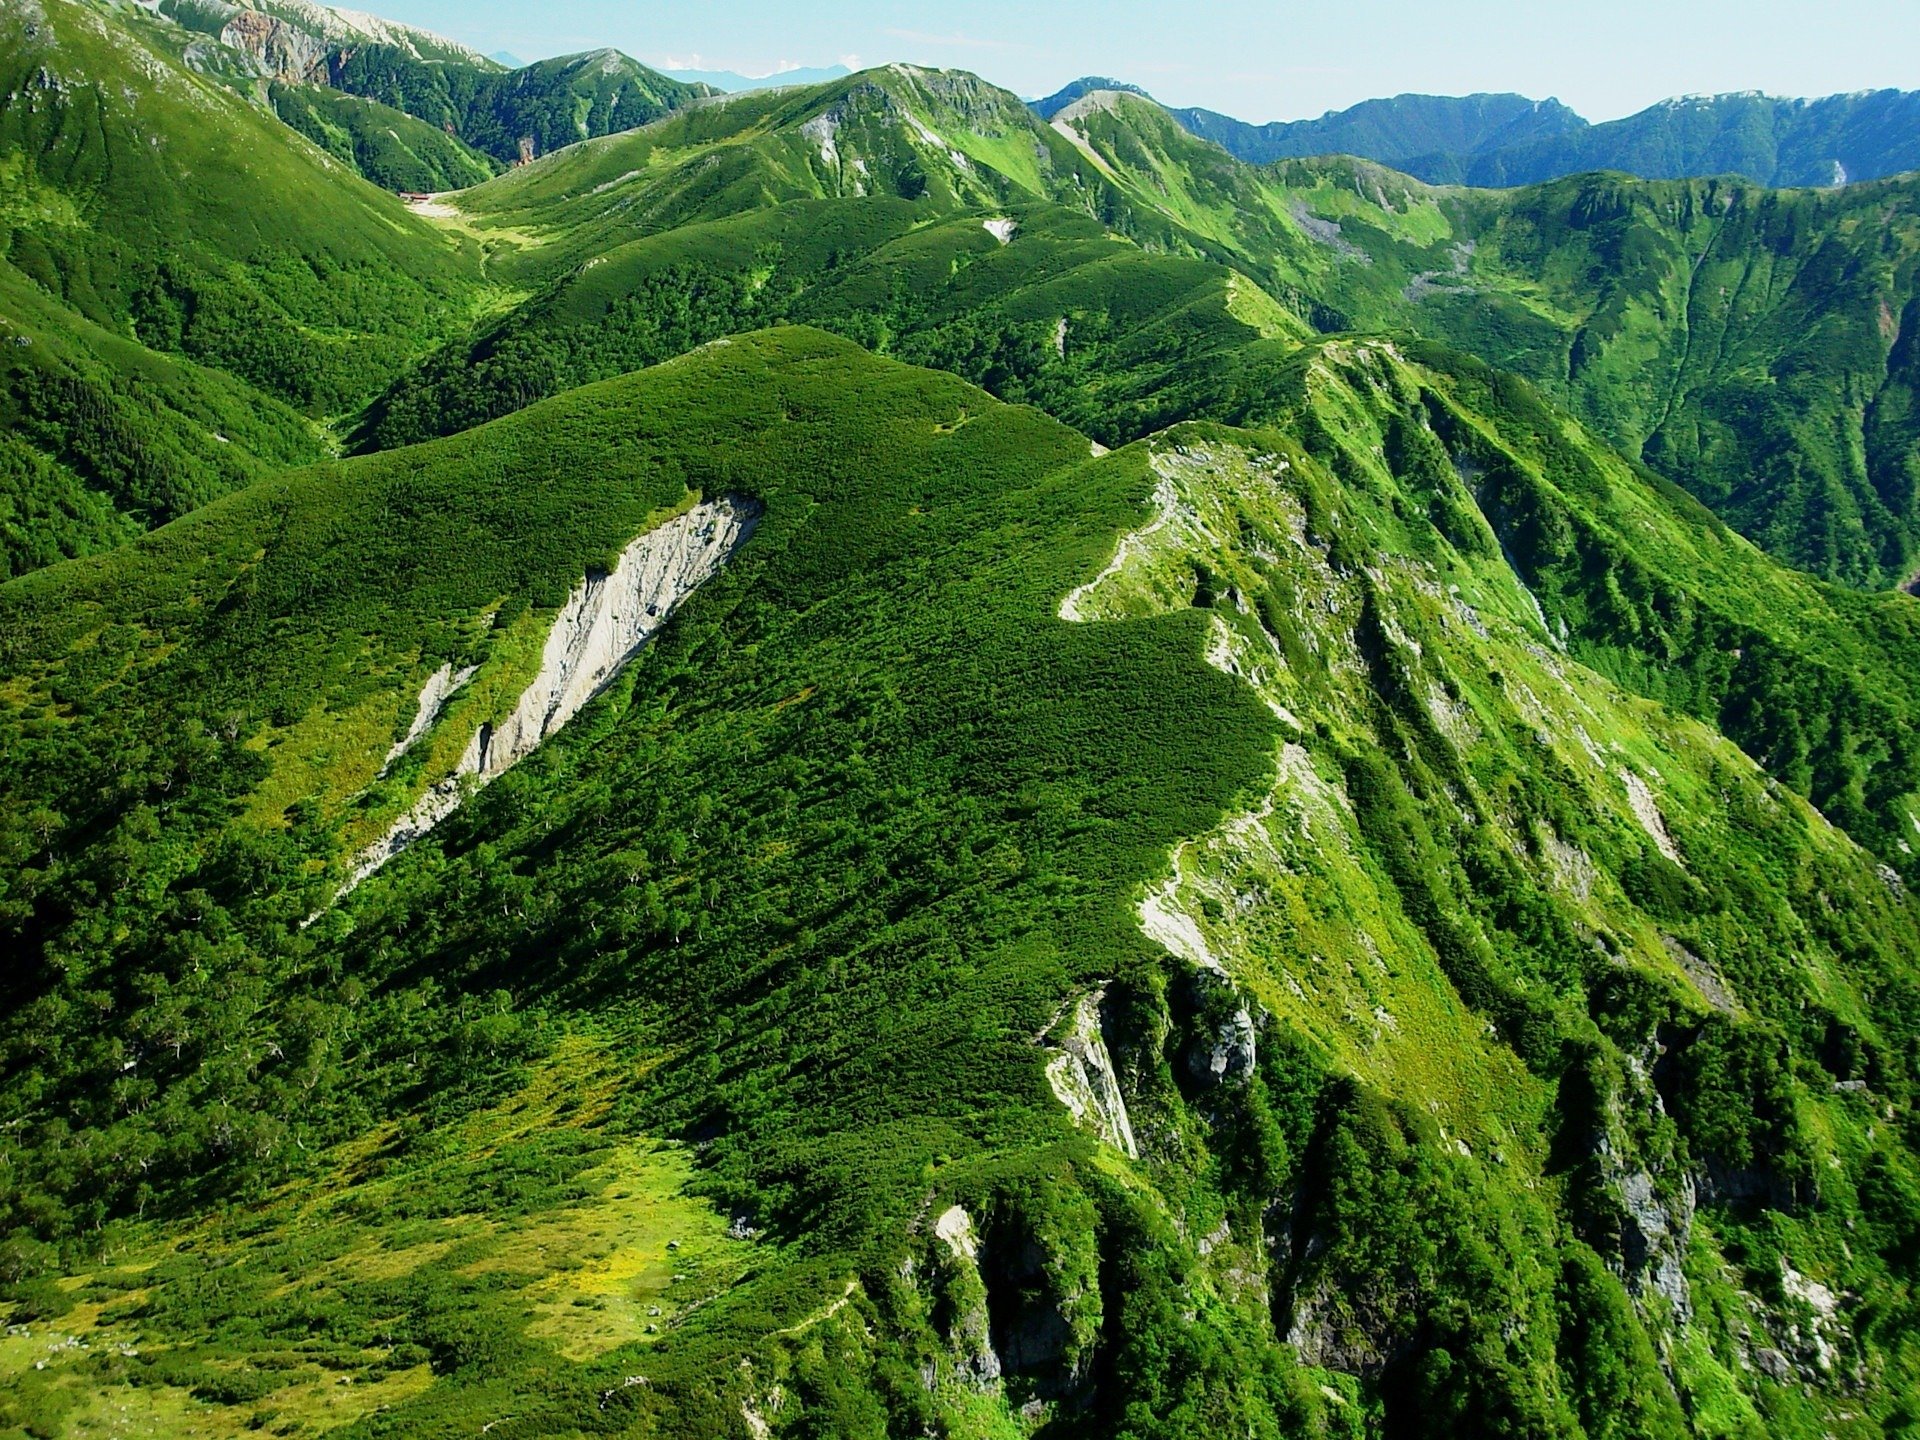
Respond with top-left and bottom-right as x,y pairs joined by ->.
7,325 -> 1920,1438
1034,76 -> 1920,188
664,63 -> 855,93
5,8 -> 1920,1437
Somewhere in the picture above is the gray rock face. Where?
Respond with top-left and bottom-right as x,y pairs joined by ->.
1617,1166 -> 1695,1322
1188,1002 -> 1256,1087
381,661 -> 477,774
1588,1055 -> 1695,1322
1285,1275 -> 1402,1379
931,1206 -> 1001,1387
342,495 -> 758,894
1043,990 -> 1139,1157
219,9 -> 327,84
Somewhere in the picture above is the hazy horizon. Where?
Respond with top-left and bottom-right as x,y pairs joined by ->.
364,0 -> 1918,124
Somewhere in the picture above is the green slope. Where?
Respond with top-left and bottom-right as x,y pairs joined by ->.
288,40 -> 714,169
0,0 -> 478,411
4,331 -> 1919,1437
348,74 -> 1920,886
0,0 -> 482,573
392,68 -> 1920,585
354,197 -> 1307,451
1253,162 -> 1920,587
0,256 -> 324,578
268,82 -> 500,192
1039,93 -> 1920,587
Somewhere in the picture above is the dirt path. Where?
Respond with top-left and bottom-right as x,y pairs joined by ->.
403,194 -> 461,219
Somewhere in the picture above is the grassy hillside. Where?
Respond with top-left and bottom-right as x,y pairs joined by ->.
0,0 -> 479,410
1036,95 -> 1920,586
294,41 -> 714,169
347,75 -> 1920,888
1,15 -> 1918,1435
0,256 -> 325,579
394,68 -> 1920,585
0,0 -> 482,572
354,197 -> 1307,451
268,82 -> 500,192
4,330 -> 1918,1437
1253,164 -> 1920,587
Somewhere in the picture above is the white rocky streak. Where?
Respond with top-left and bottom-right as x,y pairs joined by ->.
983,217 -> 1017,245
933,1205 -> 979,1261
1044,991 -> 1140,1157
800,112 -> 839,169
1780,1258 -> 1843,1372
383,662 -> 477,773
1622,770 -> 1682,864
1058,472 -> 1185,622
343,496 -> 758,894
1139,872 -> 1220,972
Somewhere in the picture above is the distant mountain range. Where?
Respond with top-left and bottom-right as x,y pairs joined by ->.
1034,78 -> 1920,187
663,63 -> 853,93
149,1 -> 714,183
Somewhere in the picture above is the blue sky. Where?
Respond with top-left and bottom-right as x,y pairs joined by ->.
375,0 -> 1920,122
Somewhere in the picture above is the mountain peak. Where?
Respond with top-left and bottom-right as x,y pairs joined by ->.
1031,75 -> 1155,120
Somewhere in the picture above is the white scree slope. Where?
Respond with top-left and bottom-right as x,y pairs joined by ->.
343,494 -> 760,894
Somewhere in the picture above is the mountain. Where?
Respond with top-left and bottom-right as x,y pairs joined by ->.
154,0 -> 501,72
400,71 -> 1920,586
348,66 -> 1315,451
664,63 -> 854,93
150,1 -> 712,175
1031,74 -> 1156,118
1035,88 -> 1920,587
268,82 -> 499,191
1038,84 -> 1588,170
0,0 -> 478,574
6,8 -> 1920,1437
436,48 -> 717,164
1455,88 -> 1920,188
7,323 -> 1920,1439
1072,78 -> 1920,190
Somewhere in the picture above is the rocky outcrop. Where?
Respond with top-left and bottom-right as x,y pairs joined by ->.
218,9 -> 328,84
382,661 -> 476,773
344,496 -> 758,892
1184,970 -> 1257,1088
1188,1000 -> 1257,1086
919,1195 -> 1103,1406
1614,1164 -> 1695,1321
930,1206 -> 1001,1387
1583,1055 -> 1696,1322
1043,991 -> 1139,1158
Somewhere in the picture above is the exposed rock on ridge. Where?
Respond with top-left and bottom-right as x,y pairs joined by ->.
344,494 -> 758,892
382,660 -> 476,773
1043,991 -> 1139,1157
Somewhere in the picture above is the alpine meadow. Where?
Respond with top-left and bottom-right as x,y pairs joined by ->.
3,1 -> 1920,1437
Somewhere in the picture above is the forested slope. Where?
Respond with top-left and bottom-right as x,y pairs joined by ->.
2,11 -> 1920,1438
4,331 -> 1919,1437
0,0 -> 480,573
